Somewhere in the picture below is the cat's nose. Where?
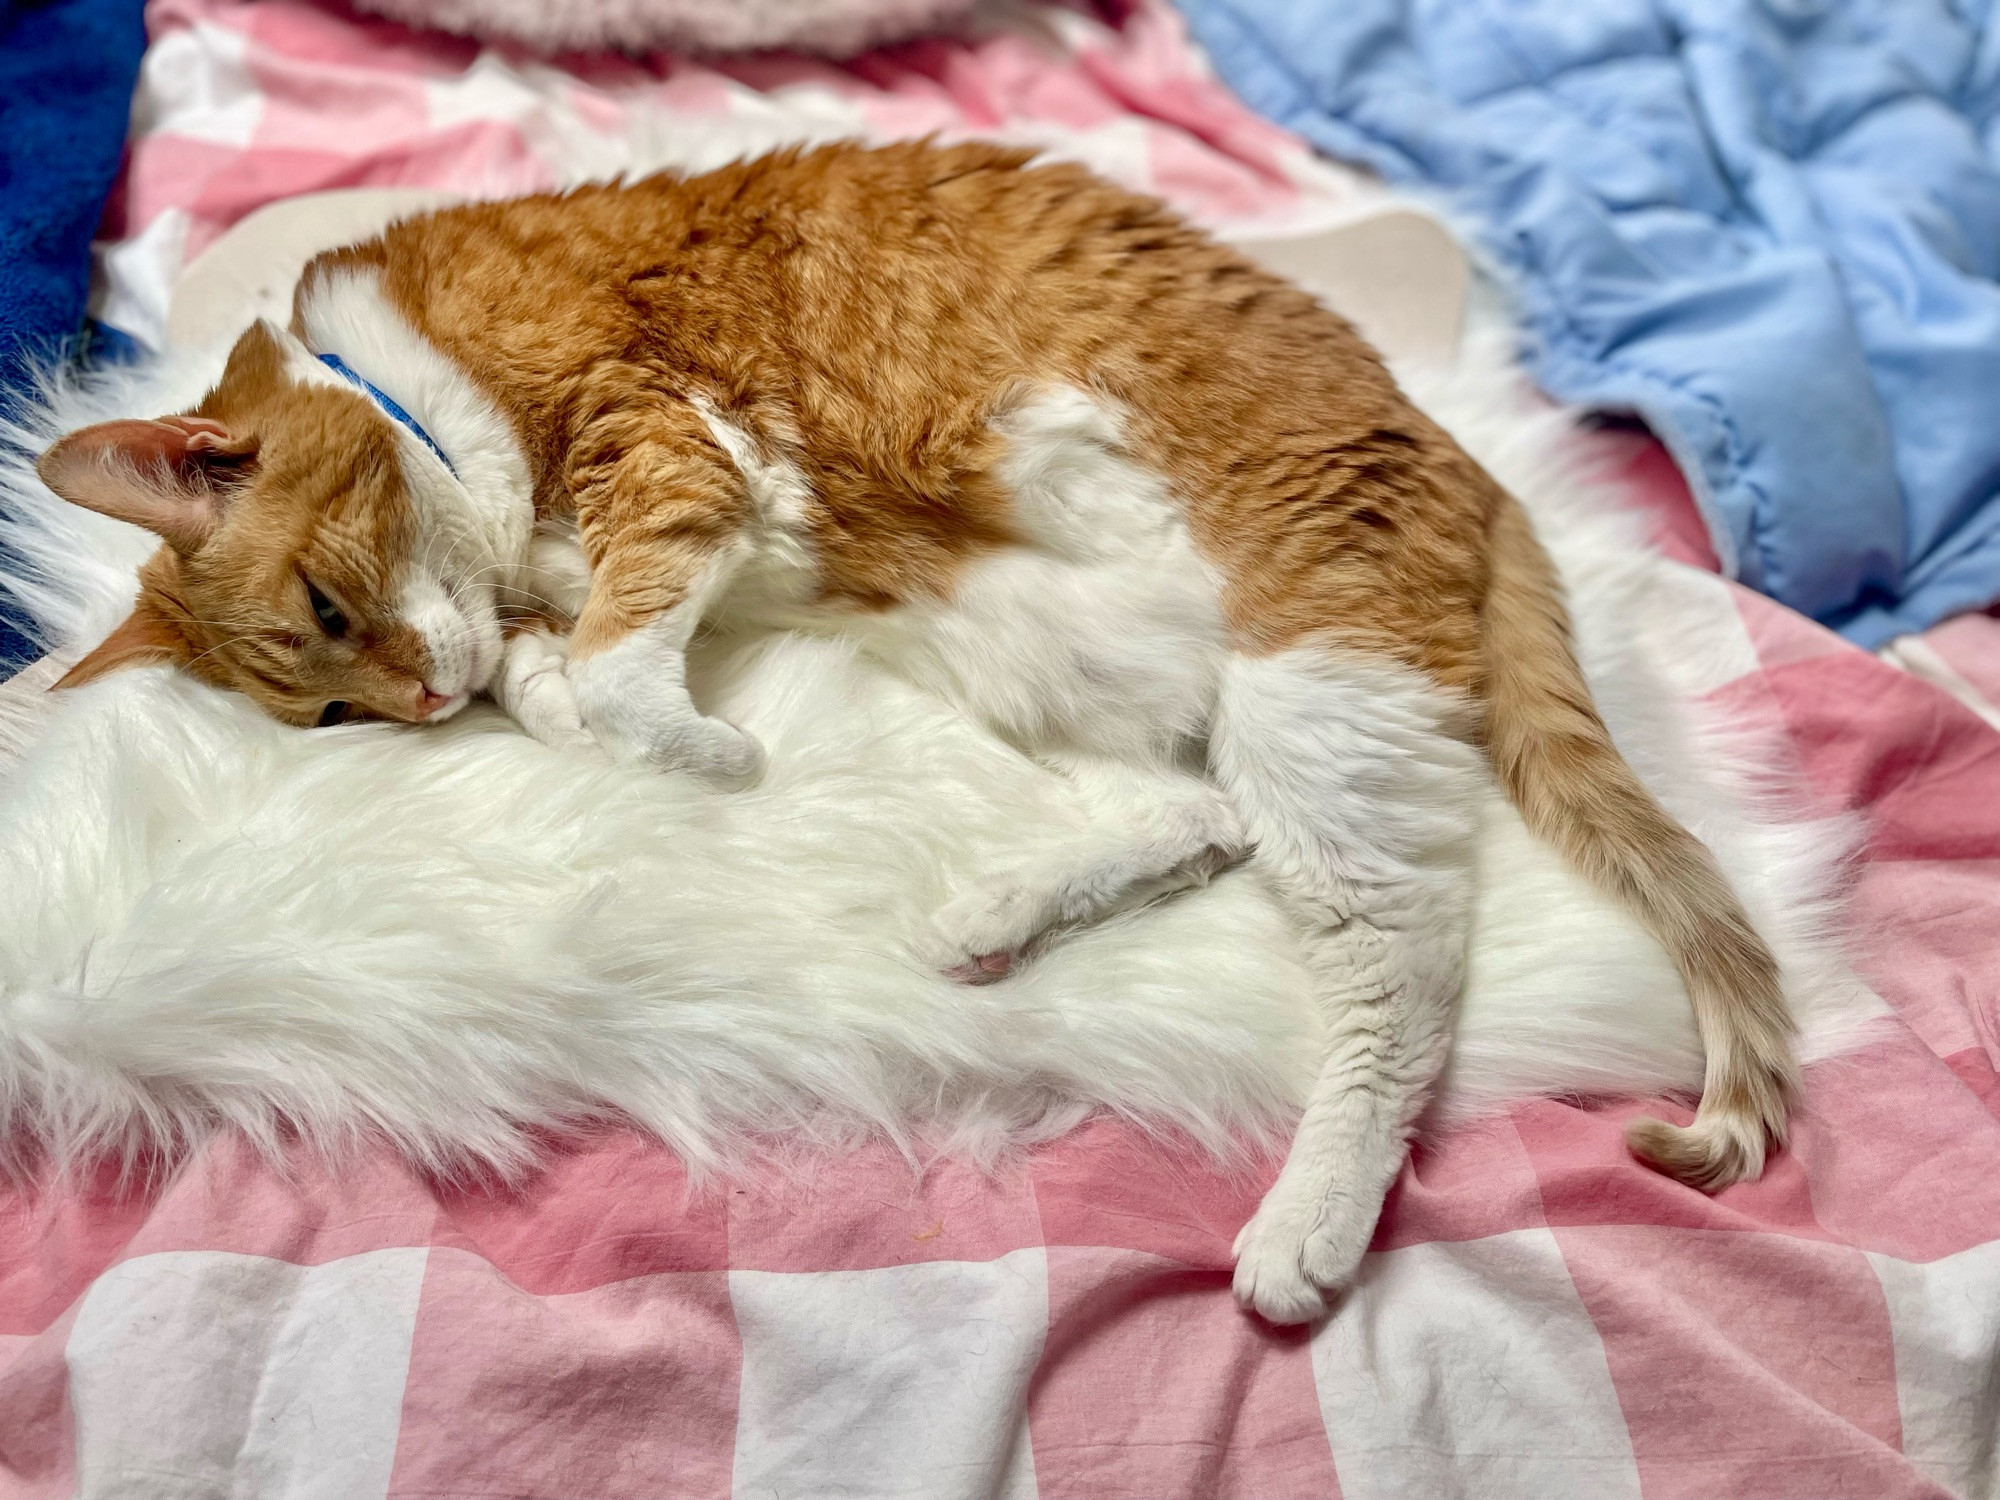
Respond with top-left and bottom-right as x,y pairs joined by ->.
419,686 -> 452,717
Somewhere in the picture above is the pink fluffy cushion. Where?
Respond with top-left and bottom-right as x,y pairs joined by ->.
346,0 -> 985,56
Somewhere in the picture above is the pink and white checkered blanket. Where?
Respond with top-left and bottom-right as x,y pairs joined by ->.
4,3 -> 1999,1495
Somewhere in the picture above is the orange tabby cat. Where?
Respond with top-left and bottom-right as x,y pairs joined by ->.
37,142 -> 1795,1322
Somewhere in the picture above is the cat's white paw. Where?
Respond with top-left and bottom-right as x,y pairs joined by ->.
921,830 -> 1238,985
496,630 -> 598,754
1230,1182 -> 1371,1325
920,877 -> 1055,984
611,713 -> 762,789
666,714 -> 767,790
568,645 -> 764,789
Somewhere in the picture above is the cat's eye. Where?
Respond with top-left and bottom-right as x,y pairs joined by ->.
317,701 -> 351,727
305,580 -> 348,638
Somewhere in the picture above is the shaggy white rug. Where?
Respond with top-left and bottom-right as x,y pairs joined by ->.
0,319 -> 1883,1182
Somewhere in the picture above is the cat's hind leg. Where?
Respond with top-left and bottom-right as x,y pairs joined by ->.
1209,646 -> 1483,1324
921,753 -> 1246,982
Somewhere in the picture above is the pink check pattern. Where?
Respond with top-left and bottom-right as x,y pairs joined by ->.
4,3 -> 1999,1495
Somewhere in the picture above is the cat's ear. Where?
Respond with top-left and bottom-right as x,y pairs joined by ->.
54,593 -> 194,690
36,415 -> 259,553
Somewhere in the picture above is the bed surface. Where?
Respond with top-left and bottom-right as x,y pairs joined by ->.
2,3 -> 1997,1495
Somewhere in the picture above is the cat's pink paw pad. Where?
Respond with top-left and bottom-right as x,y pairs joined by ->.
944,951 -> 1014,985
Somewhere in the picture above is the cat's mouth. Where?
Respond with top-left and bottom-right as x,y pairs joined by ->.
411,592 -> 505,711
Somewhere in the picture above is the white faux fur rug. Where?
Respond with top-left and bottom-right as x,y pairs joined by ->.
0,326 -> 1883,1181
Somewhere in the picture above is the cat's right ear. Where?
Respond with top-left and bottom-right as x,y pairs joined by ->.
36,416 -> 259,554
54,593 -> 194,690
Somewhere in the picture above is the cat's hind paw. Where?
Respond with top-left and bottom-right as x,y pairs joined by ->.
918,876 -> 1056,985
943,952 -> 1016,985
1230,1182 -> 1371,1325
919,827 -> 1239,986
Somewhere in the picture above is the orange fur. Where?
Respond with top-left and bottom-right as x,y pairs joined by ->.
39,323 -> 444,724
327,142 -> 1488,679
55,587 -> 192,687
1481,493 -> 1798,1184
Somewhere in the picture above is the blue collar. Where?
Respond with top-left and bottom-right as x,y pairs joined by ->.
317,352 -> 458,479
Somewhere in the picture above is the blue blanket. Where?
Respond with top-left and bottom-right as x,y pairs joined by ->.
0,0 -> 146,672
1179,0 -> 2000,646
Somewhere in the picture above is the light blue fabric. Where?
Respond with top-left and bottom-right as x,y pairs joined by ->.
1177,0 -> 2000,646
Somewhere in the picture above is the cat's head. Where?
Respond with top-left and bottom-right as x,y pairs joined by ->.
36,320 -> 505,727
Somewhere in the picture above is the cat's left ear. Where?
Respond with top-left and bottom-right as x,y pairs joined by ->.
36,415 -> 259,553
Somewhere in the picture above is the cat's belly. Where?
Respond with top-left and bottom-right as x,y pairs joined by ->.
835,545 -> 1226,760
830,387 -> 1231,761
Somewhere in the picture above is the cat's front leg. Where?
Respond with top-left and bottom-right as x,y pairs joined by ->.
567,587 -> 763,787
486,520 -> 602,753
562,407 -> 764,787
494,627 -> 595,753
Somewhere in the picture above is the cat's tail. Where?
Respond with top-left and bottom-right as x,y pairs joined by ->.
1479,489 -> 1797,1189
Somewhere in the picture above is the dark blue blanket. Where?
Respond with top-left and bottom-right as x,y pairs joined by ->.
1180,0 -> 2000,647
0,0 -> 145,672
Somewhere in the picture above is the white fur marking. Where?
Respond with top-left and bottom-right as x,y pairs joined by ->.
392,572 -> 473,708
295,267 -> 536,697
295,267 -> 534,552
510,517 -> 593,624
695,404 -> 819,616
846,387 -> 1228,762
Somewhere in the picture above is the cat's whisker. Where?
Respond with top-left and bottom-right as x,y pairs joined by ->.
181,632 -> 263,673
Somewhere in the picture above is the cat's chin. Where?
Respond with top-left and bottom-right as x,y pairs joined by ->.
460,617 -> 506,700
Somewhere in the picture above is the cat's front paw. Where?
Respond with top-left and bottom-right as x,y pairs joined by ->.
568,652 -> 764,789
610,709 -> 765,788
1230,1180 -> 1370,1325
496,630 -> 598,754
654,713 -> 765,789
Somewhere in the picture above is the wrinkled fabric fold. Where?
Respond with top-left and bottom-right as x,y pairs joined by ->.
1179,0 -> 2000,646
